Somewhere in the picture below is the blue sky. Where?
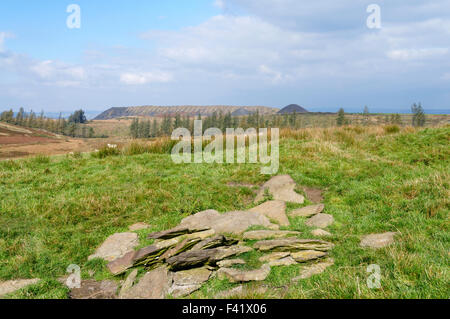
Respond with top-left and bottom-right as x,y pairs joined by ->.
1,0 -> 449,114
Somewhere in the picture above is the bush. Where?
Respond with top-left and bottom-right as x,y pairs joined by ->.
384,125 -> 400,134
91,145 -> 121,159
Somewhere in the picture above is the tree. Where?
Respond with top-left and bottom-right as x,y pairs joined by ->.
411,103 -> 426,127
130,118 -> 139,138
336,108 -> 346,126
363,106 -> 370,125
16,108 -> 25,126
68,109 -> 87,124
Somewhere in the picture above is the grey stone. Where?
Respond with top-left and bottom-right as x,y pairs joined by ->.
0,278 -> 40,297
290,250 -> 328,262
243,230 -> 300,241
254,238 -> 334,252
147,226 -> 211,240
248,200 -> 290,226
179,210 -> 277,235
268,257 -> 297,267
311,229 -> 332,237
191,235 -> 238,251
107,229 -> 215,275
259,252 -> 291,263
292,258 -> 334,281
289,204 -> 325,218
172,267 -> 212,286
218,264 -> 271,283
70,280 -> 118,299
305,214 -> 334,228
360,232 -> 397,249
88,232 -> 139,262
254,175 -> 304,204
120,267 -> 172,299
119,269 -> 138,298
166,245 -> 253,271
217,259 -> 246,268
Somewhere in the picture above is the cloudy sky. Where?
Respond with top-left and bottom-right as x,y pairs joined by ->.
0,0 -> 449,114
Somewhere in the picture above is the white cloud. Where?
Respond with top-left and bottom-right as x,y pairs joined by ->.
0,32 -> 13,52
387,48 -> 449,60
120,71 -> 173,85
214,0 -> 225,9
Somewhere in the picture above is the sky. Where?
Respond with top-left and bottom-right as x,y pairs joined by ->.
0,0 -> 449,114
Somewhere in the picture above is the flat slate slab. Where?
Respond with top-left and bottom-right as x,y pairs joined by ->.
254,175 -> 305,204
302,187 -> 324,203
311,229 -> 332,237
243,230 -> 300,241
360,232 -> 397,249
218,264 -> 271,283
248,200 -> 290,226
254,238 -> 334,252
0,278 -> 40,297
120,267 -> 172,299
70,280 -> 118,299
178,209 -> 278,235
292,258 -> 334,281
305,214 -> 334,228
88,232 -> 139,262
289,204 -> 325,218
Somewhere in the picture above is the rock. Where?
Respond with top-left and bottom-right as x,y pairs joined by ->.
217,259 -> 246,268
218,264 -> 271,283
268,257 -> 297,267
289,204 -> 325,218
254,238 -> 334,252
107,251 -> 136,276
119,269 -> 138,298
305,214 -> 334,228
311,229 -> 331,237
243,230 -> 300,241
169,267 -> 212,297
291,250 -> 328,262
166,245 -> 253,271
160,238 -> 203,261
179,210 -> 277,235
248,200 -> 290,226
191,235 -> 238,250
147,226 -> 211,240
0,278 -> 40,297
214,245 -> 254,260
70,280 -> 118,299
107,229 -> 215,275
360,232 -> 397,249
292,258 -> 334,281
254,175 -> 304,204
302,187 -> 324,203
259,252 -> 291,263
120,267 -> 172,299
88,232 -> 139,262
129,222 -> 150,231
172,267 -> 212,286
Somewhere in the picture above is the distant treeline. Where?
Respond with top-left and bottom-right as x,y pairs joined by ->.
130,104 -> 427,138
0,108 -> 95,138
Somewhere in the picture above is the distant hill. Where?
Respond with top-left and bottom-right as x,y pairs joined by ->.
94,105 -> 278,120
277,104 -> 309,114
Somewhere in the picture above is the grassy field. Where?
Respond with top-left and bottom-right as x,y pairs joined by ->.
0,124 -> 448,299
